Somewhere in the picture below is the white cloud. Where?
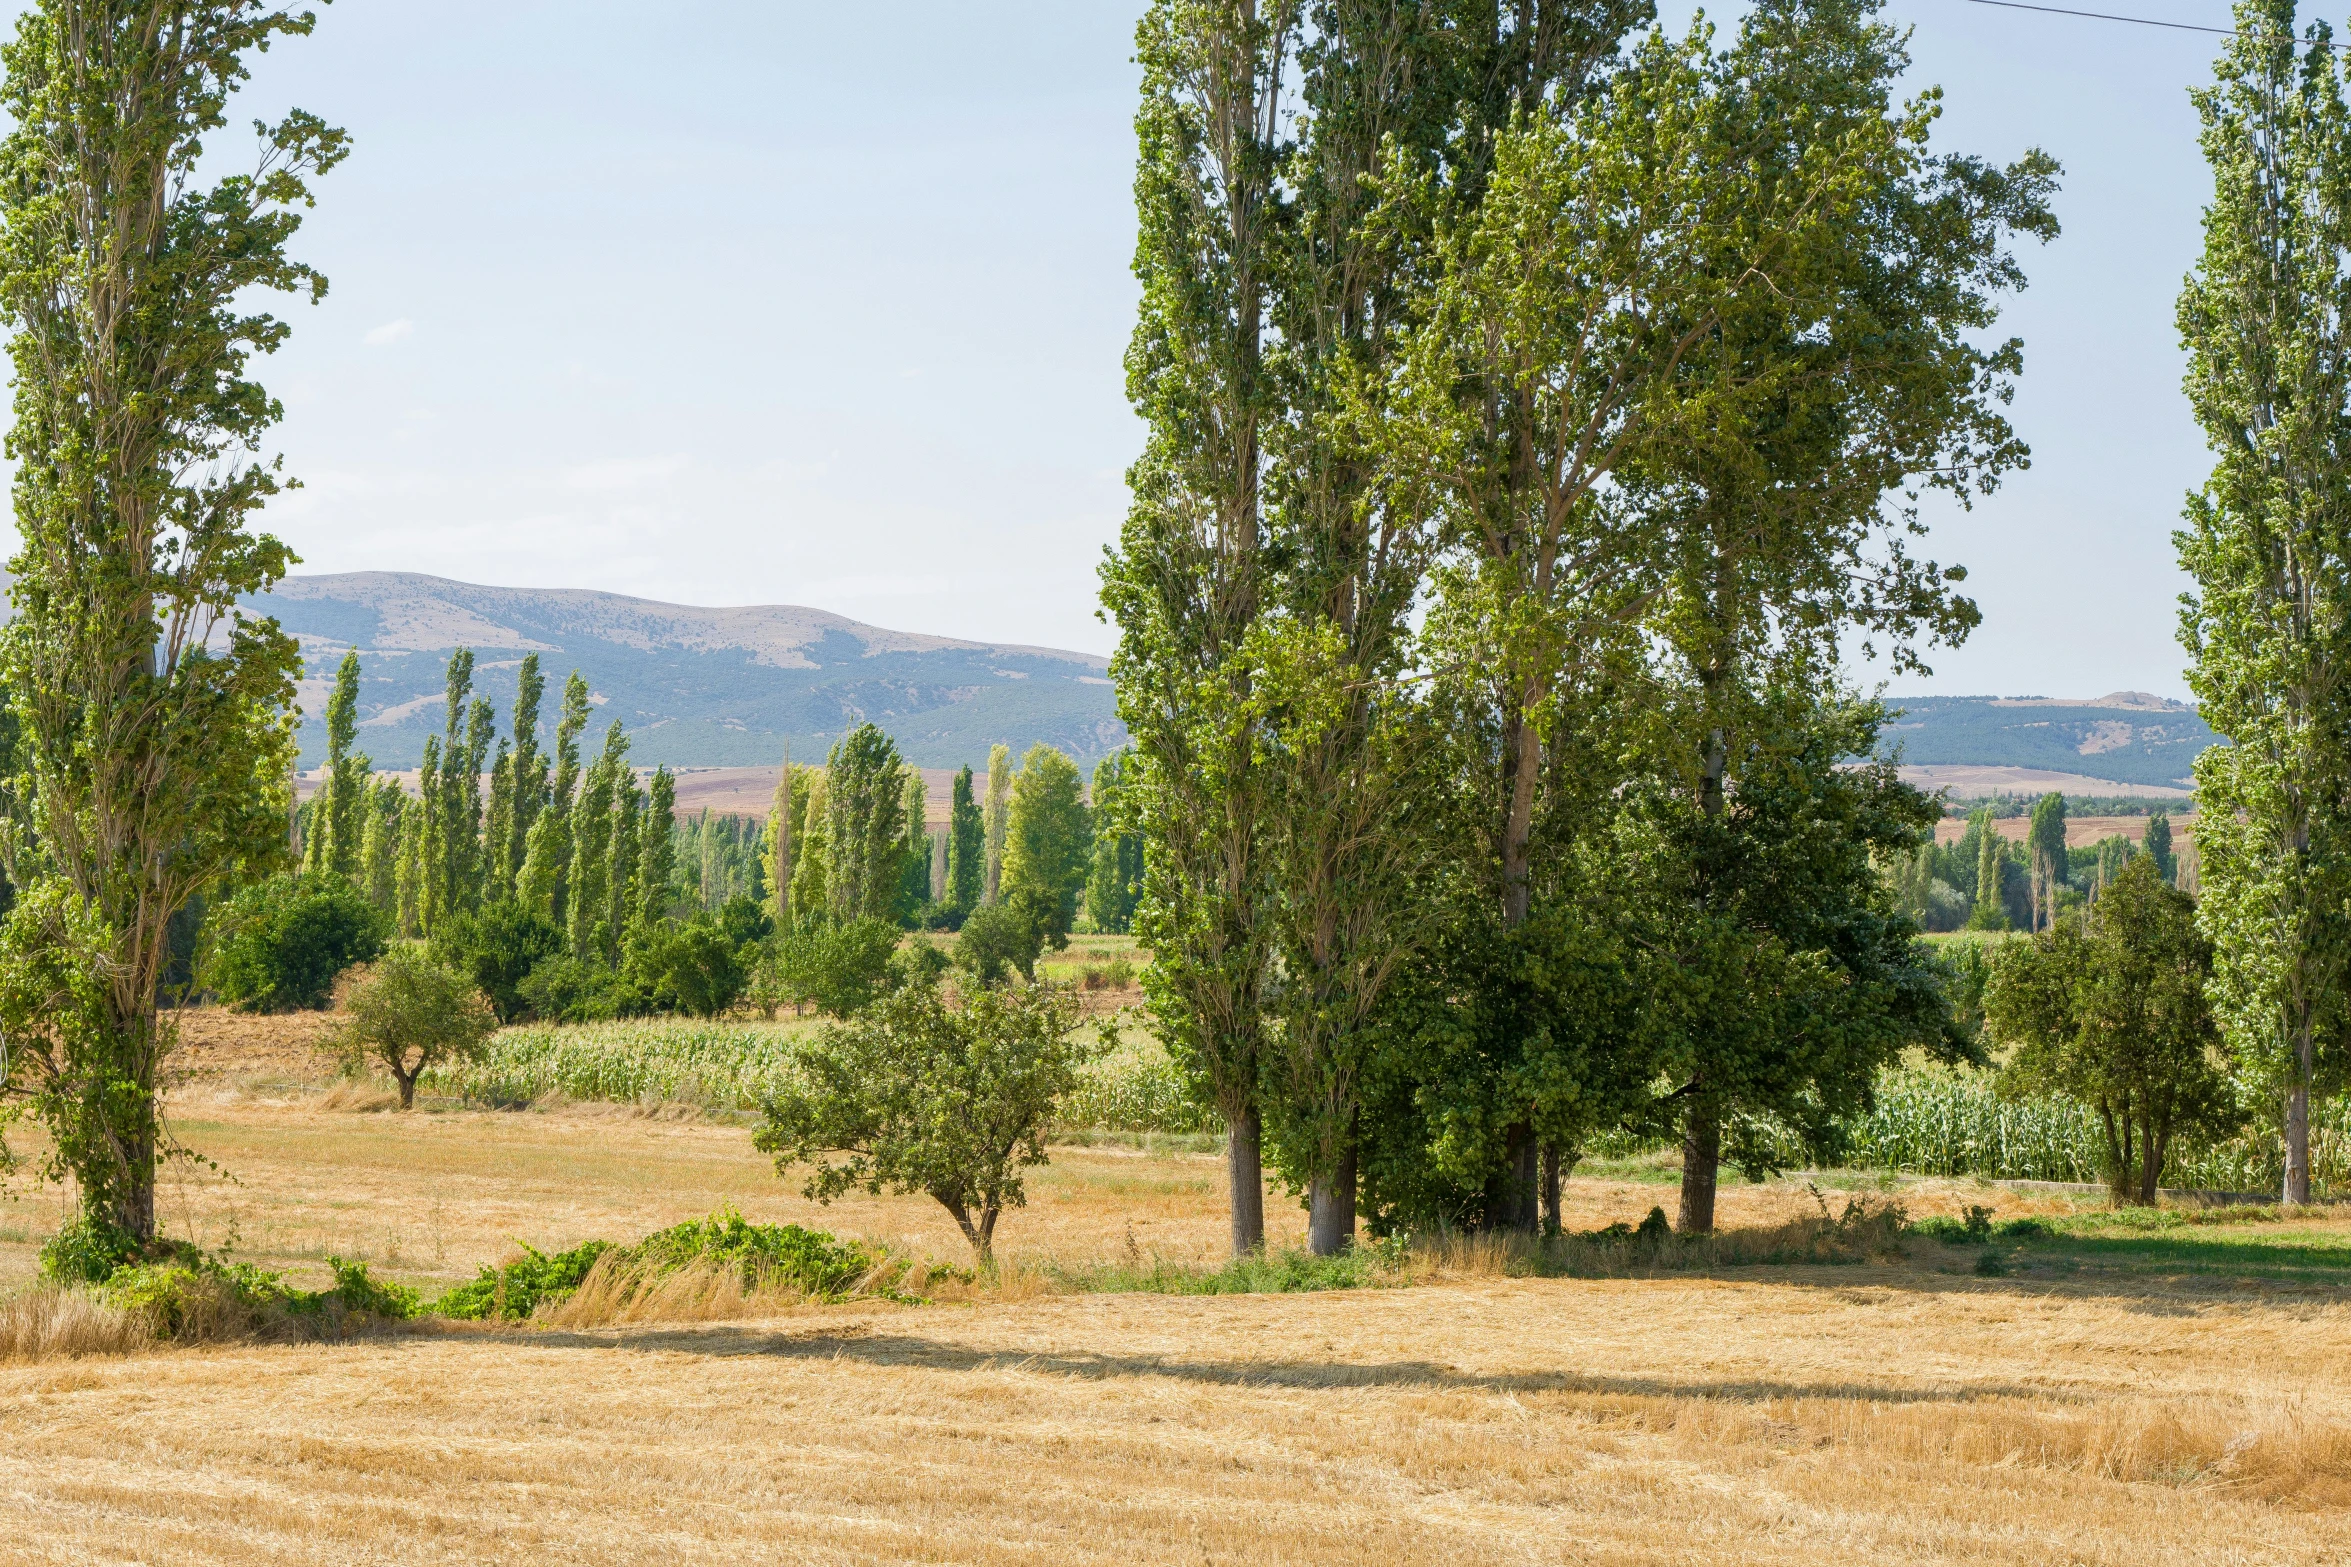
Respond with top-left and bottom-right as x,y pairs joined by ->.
562,456 -> 688,492
363,319 -> 416,347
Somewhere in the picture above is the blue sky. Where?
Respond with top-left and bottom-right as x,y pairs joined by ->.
16,1 -> 2248,694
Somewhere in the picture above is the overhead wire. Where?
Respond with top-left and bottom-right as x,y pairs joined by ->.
1938,0 -> 2351,50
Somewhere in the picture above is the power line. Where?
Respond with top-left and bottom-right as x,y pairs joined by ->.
1943,0 -> 2351,51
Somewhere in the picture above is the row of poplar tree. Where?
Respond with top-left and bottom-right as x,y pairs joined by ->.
296,646 -> 1146,1004
1105,0 -> 2060,1255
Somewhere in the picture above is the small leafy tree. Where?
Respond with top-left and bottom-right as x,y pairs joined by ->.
775,916 -> 900,1018
207,874 -> 386,1012
332,946 -> 498,1109
755,980 -> 1091,1263
431,899 -> 561,1024
626,917 -> 745,1018
954,902 -> 1045,986
1986,855 -> 2242,1204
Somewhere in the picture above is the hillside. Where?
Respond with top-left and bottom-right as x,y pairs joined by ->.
257,573 -> 1125,772
1878,692 -> 2219,792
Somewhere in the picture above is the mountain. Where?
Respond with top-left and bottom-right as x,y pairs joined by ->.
1877,692 -> 2220,792
256,573 -> 1126,772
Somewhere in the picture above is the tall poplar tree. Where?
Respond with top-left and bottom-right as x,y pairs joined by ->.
0,1 -> 343,1239
824,723 -> 910,924
504,653 -> 547,886
2178,0 -> 2351,1205
946,763 -> 985,921
303,649 -> 368,881
1103,0 -> 1297,1255
982,741 -> 1013,905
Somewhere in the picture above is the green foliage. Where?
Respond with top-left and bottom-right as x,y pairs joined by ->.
514,954 -> 625,1025
207,874 -> 388,1013
625,916 -> 746,1018
1987,856 -> 2243,1203
2177,0 -> 2351,1204
773,916 -> 902,1018
37,1213 -> 143,1285
1000,744 -> 1092,950
434,1239 -> 614,1321
824,724 -> 911,923
953,901 -> 1046,986
1085,750 -> 1144,935
1059,1027 -> 1217,1134
0,0 -> 341,1239
756,979 -> 1093,1262
431,900 -> 563,1024
332,944 -> 498,1108
945,764 -> 985,922
434,1209 -> 881,1320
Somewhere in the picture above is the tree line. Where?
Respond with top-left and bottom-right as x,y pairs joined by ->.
1107,0 -> 2058,1254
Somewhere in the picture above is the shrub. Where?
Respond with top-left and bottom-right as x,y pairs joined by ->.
953,902 -> 1044,986
332,946 -> 499,1108
432,901 -> 563,1023
38,1214 -> 144,1285
756,979 -> 1094,1264
515,954 -> 626,1024
776,917 -> 901,1018
627,918 -> 746,1018
435,1239 -> 614,1321
888,938 -> 950,991
206,873 -> 386,1012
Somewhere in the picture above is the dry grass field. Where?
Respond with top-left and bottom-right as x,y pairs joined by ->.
0,1024 -> 2345,1564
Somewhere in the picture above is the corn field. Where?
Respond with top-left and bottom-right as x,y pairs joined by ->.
1593,1066 -> 2350,1196
431,1020 -> 814,1112
1057,1024 -> 1216,1134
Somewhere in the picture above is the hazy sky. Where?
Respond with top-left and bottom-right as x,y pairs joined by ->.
19,1 -> 2250,695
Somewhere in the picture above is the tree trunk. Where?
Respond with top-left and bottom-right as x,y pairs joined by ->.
1494,1123 -> 1539,1233
1677,1108 -> 1720,1235
2285,1007 -> 2315,1205
1307,1143 -> 1356,1256
1540,1144 -> 1563,1237
396,1065 -> 418,1110
1227,1107 -> 1266,1255
2140,1127 -> 2167,1208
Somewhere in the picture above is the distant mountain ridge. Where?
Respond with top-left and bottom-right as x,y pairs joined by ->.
256,572 -> 1125,772
1879,692 -> 2219,791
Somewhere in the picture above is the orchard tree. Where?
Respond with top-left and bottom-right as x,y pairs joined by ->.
2178,0 -> 2351,1204
1988,856 -> 2240,1204
0,1 -> 345,1241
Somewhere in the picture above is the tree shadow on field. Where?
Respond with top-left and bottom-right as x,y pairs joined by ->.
496,1321 -> 2071,1409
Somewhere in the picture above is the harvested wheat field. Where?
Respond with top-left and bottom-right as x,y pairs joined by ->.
0,1044 -> 2346,1564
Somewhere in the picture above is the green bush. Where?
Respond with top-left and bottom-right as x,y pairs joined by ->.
432,901 -> 564,1023
207,873 -> 386,1012
435,1239 -> 614,1321
954,902 -> 1044,986
432,1209 -> 879,1320
38,1214 -> 145,1284
776,918 -> 901,1018
516,955 -> 627,1024
626,917 -> 746,1018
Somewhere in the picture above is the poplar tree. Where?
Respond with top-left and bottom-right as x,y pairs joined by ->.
1085,752 -> 1144,935
505,653 -> 546,884
303,650 -> 368,880
791,768 -> 831,922
518,671 -> 588,927
360,775 -> 402,910
483,740 -> 513,899
825,723 -> 910,923
567,724 -> 624,960
413,735 -> 441,936
982,742 -> 1013,905
2146,809 -> 2178,886
0,0 -> 343,1239
638,766 -> 676,934
946,764 -> 985,920
1102,0 -> 1296,1255
2028,792 -> 2069,931
762,747 -> 797,930
2178,0 -> 2351,1204
898,768 -> 932,919
1002,744 -> 1092,951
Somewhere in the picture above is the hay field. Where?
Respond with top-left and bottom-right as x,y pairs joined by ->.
0,1044 -> 2346,1563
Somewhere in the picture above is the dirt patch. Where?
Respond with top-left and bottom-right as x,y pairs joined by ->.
163,1007 -> 339,1084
